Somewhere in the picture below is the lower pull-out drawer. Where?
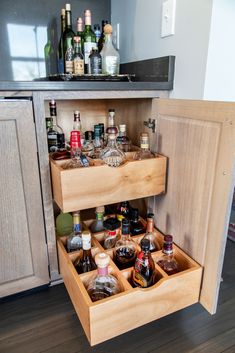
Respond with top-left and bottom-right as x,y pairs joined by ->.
57,228 -> 202,346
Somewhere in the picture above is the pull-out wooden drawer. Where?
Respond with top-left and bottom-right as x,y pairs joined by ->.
57,228 -> 202,346
50,154 -> 167,212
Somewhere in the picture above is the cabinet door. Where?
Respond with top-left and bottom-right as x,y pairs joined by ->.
152,98 -> 235,314
0,99 -> 49,297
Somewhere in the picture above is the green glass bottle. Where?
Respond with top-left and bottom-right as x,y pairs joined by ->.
83,9 -> 97,73
58,8 -> 66,74
76,17 -> 84,53
63,3 -> 75,73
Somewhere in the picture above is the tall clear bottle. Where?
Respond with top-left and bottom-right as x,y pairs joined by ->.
83,10 -> 97,73
100,24 -> 120,75
47,100 -> 65,152
67,211 -> 82,252
87,252 -> 122,302
63,3 -> 75,73
90,206 -> 105,233
143,213 -> 160,252
58,8 -> 66,74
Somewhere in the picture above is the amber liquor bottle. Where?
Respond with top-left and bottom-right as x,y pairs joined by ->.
143,213 -> 160,252
157,235 -> 179,275
75,231 -> 97,274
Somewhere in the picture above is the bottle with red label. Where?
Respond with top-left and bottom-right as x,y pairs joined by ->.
132,238 -> 155,288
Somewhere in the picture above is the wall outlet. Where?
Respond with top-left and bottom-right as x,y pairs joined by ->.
161,0 -> 176,38
112,23 -> 120,50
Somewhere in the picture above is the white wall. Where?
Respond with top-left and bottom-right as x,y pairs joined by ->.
204,0 -> 235,101
111,0 -> 213,99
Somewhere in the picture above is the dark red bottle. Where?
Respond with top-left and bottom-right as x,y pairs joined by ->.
157,235 -> 179,275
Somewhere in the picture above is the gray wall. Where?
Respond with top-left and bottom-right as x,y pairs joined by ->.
111,0 -> 213,99
0,0 -> 110,80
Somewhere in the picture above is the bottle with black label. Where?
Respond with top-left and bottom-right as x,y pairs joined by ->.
89,48 -> 102,74
47,100 -> 65,152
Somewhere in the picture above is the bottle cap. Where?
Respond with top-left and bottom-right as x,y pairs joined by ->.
140,238 -> 150,251
103,217 -> 121,231
104,24 -> 112,34
65,3 -> 71,11
61,8 -> 66,16
95,252 -> 110,267
96,206 -> 105,214
49,99 -> 56,107
82,231 -> 91,250
147,213 -> 154,219
141,132 -> 149,139
165,235 -> 173,243
109,108 -> 115,113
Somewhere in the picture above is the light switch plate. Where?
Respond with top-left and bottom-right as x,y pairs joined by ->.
161,0 -> 176,38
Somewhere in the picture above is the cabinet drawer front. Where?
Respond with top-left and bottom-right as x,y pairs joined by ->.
57,229 -> 202,346
51,155 -> 167,212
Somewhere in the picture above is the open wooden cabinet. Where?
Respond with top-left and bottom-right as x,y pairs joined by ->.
34,91 -> 235,345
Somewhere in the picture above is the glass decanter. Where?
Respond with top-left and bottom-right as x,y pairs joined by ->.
66,211 -> 82,252
74,231 -> 97,274
114,218 -> 138,269
133,132 -> 155,160
103,217 -> 121,249
132,238 -> 155,288
157,235 -> 179,275
87,252 -> 122,302
143,213 -> 160,252
100,127 -> 125,167
90,206 -> 105,233
100,24 -> 120,75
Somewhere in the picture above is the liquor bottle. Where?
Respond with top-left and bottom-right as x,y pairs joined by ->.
70,130 -> 82,167
116,201 -> 131,221
47,100 -> 65,152
105,109 -> 118,144
114,218 -> 138,269
63,3 -> 75,73
73,36 -> 84,75
98,20 -> 108,52
130,208 -> 146,236
73,110 -> 82,131
143,213 -> 160,252
132,238 -> 155,288
66,211 -> 82,252
157,235 -> 179,275
44,24 -> 56,76
74,231 -> 97,274
82,130 -> 94,156
58,8 -> 66,74
89,48 -> 102,75
65,37 -> 74,74
116,124 -> 131,152
100,24 -> 120,75
94,24 -> 101,43
133,132 -> 155,160
76,17 -> 84,51
90,206 -> 105,233
103,217 -> 121,249
93,124 -> 103,158
83,10 -> 97,73
56,211 -> 73,236
99,126 -> 125,167
87,252 -> 122,302
46,117 -> 52,132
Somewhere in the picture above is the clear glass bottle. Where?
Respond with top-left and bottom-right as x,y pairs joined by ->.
116,124 -> 131,152
65,37 -> 74,74
73,110 -> 82,131
143,213 -> 160,252
130,208 -> 146,236
83,9 -> 97,73
82,130 -> 94,156
90,206 -> 105,233
58,8 -> 66,74
89,48 -> 102,75
133,132 -> 155,160
73,36 -> 84,75
74,231 -> 97,274
87,252 -> 122,302
100,126 -> 125,167
66,211 -> 82,252
63,3 -> 75,73
93,124 -> 103,158
76,17 -> 84,52
116,201 -> 131,221
47,100 -> 65,152
132,238 -> 155,288
114,218 -> 138,269
62,131 -> 82,169
100,24 -> 120,75
103,217 -> 121,249
157,235 -> 179,275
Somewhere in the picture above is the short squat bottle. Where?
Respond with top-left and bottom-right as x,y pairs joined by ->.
157,235 -> 179,275
143,213 -> 160,252
133,132 -> 155,160
114,218 -> 138,269
103,217 -> 121,249
67,211 -> 82,252
130,207 -> 146,236
87,252 -> 122,302
89,48 -> 102,74
132,238 -> 155,288
90,206 -> 105,233
74,231 -> 97,274
100,126 -> 125,167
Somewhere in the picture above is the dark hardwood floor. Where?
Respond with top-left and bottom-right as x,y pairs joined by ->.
1,240 -> 235,353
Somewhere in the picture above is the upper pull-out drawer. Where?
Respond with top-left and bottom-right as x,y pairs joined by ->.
50,153 -> 167,212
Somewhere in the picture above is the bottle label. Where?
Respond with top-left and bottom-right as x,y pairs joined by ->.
74,59 -> 84,75
84,42 -> 97,64
82,237 -> 91,250
103,56 -> 119,75
74,223 -> 81,232
133,253 -> 152,288
97,266 -> 108,276
90,56 -> 102,75
140,143 -> 149,149
65,60 -> 73,74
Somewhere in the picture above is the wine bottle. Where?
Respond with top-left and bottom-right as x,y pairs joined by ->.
58,8 -> 66,74
83,9 -> 97,73
76,17 -> 84,52
63,3 -> 75,73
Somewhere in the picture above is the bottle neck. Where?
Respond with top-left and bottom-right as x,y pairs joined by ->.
61,15 -> 66,34
73,214 -> 81,232
108,112 -> 115,127
74,42 -> 82,54
104,33 -> 112,44
65,10 -> 72,28
107,133 -> 117,147
163,242 -> 173,255
97,266 -> 108,276
147,219 -> 154,233
96,212 -> 104,221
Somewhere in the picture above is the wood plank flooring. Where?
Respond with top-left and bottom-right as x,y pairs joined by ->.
0,240 -> 235,353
